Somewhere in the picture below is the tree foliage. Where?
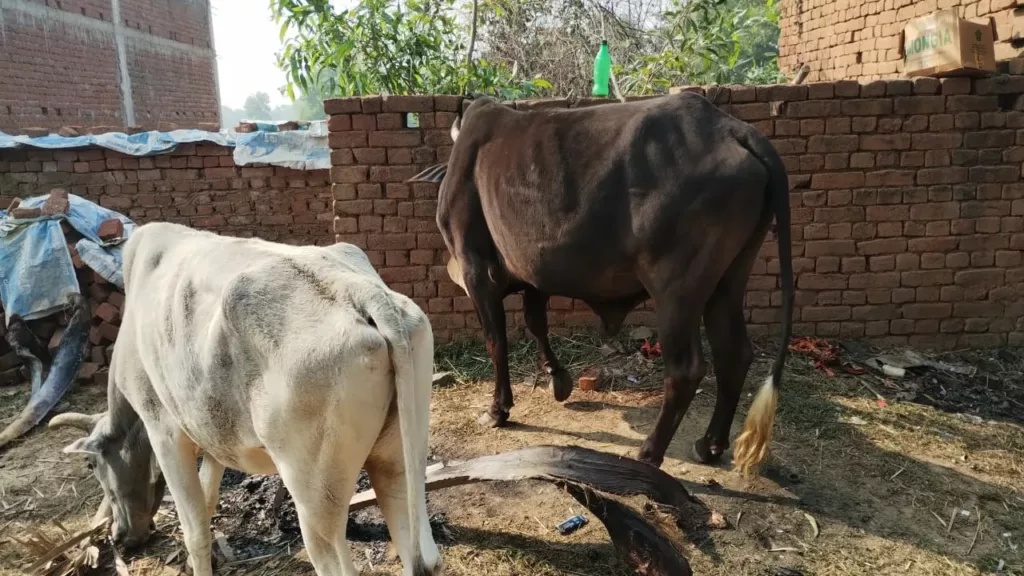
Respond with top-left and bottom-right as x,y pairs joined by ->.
271,0 -> 784,101
242,92 -> 274,120
271,0 -> 550,100
616,0 -> 785,93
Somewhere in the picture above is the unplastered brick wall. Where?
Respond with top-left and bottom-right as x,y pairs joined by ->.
325,80 -> 1024,348
0,0 -> 218,132
0,144 -> 333,244
779,0 -> 1024,83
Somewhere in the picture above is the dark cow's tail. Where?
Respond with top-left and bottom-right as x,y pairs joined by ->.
731,127 -> 795,478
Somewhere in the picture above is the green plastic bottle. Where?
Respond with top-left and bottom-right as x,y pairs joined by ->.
592,40 -> 611,97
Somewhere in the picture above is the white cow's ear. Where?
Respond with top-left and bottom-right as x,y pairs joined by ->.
450,116 -> 461,142
63,436 -> 102,455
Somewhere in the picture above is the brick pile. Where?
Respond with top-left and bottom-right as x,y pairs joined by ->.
0,142 -> 334,387
778,0 -> 1024,83
324,81 -> 1024,348
0,190 -> 125,388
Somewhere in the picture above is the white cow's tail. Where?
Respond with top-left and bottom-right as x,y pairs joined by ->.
367,297 -> 435,575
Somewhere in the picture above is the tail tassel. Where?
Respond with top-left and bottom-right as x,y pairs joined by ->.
732,376 -> 779,478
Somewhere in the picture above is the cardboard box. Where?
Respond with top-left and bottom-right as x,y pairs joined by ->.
901,9 -> 997,78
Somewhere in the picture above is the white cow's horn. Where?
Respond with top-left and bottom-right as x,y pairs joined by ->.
49,412 -> 104,431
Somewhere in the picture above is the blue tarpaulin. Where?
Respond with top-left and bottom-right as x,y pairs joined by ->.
0,194 -> 135,326
0,129 -> 232,155
0,124 -> 329,170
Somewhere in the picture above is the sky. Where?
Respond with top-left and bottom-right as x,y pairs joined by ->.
210,0 -> 352,110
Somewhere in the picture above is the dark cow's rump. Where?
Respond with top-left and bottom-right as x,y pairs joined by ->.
411,93 -> 794,477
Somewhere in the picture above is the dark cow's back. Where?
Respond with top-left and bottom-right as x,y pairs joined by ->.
442,93 -> 770,304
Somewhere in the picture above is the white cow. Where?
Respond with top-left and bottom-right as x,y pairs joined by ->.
50,222 -> 442,576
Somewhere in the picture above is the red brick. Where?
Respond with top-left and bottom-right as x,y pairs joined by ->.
802,306 -> 851,321
807,135 -> 858,153
902,115 -> 929,133
376,113 -> 403,131
335,200 -> 374,215
324,98 -> 362,114
852,117 -> 877,132
946,95 -> 998,112
917,167 -> 969,185
810,172 -> 865,190
107,290 -> 125,309
94,302 -> 119,324
333,216 -> 358,234
97,219 -> 124,240
891,288 -> 915,304
969,167 -> 1019,184
849,272 -> 900,289
434,95 -> 462,112
731,103 -> 771,121
353,148 -> 387,165
902,270 -> 953,286
380,266 -> 428,283
953,302 -> 1003,318
865,170 -> 915,187
352,114 -> 377,131
996,250 -> 1022,267
367,234 -> 417,250
327,115 -> 352,132
902,303 -> 952,319
368,131 -> 422,147
98,322 -> 119,342
841,99 -> 892,115
331,166 -> 368,184
788,100 -> 841,118
869,255 -> 894,271
328,131 -> 368,148
798,274 -> 847,290
860,134 -> 911,150
852,304 -> 899,320
911,133 -> 962,150
834,80 -> 860,98
866,205 -> 909,221
827,191 -> 853,206
893,96 -> 944,115
858,238 -> 907,255
954,269 -> 1004,289
382,95 -> 434,113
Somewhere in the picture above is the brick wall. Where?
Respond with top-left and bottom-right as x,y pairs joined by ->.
0,0 -> 218,132
0,144 -> 333,245
779,0 -> 1024,83
324,82 -> 1024,348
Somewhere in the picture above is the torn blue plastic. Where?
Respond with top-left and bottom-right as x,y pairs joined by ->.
0,194 -> 135,326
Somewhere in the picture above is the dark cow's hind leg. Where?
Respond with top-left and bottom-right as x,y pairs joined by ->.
464,265 -> 514,427
636,298 -> 708,468
523,288 -> 573,402
693,281 -> 753,465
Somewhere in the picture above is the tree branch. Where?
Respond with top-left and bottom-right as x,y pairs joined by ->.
466,0 -> 479,68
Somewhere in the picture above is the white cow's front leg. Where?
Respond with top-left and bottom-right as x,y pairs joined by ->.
149,426 -> 214,576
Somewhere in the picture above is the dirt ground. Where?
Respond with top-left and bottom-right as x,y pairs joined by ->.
0,334 -> 1021,576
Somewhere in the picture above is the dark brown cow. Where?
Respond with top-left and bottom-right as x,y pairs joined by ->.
409,93 -> 794,476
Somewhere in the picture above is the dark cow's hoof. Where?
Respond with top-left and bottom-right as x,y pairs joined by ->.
636,442 -> 665,469
691,437 -> 726,465
477,409 -> 510,428
551,369 -> 574,403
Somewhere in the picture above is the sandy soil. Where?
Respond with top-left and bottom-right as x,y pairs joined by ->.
1,339 -> 1021,576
